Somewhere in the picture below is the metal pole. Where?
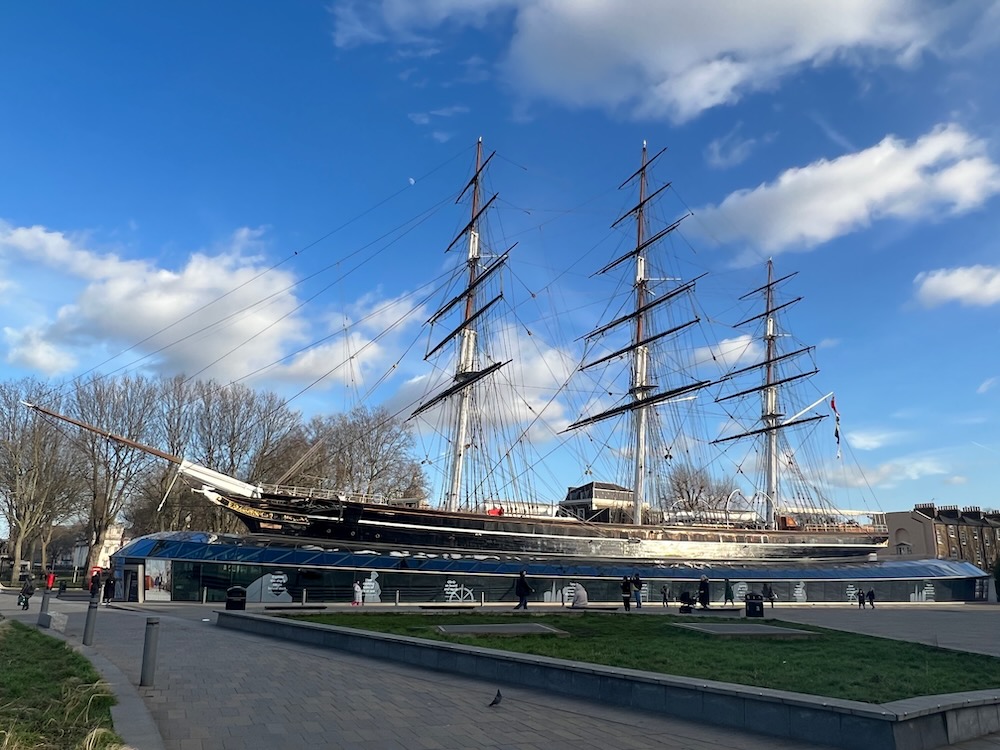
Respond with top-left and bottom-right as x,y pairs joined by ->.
82,599 -> 98,646
395,589 -> 399,606
481,591 -> 485,606
202,587 -> 207,604
140,618 -> 160,687
301,588 -> 307,605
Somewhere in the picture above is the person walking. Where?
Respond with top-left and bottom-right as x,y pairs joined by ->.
102,574 -> 116,605
697,575 -> 710,609
867,588 -> 876,609
513,571 -> 533,610
18,578 -> 35,610
620,576 -> 633,611
89,570 -> 102,599
660,584 -> 669,608
857,586 -> 866,609
352,580 -> 363,606
631,573 -> 643,609
724,579 -> 735,606
761,582 -> 776,608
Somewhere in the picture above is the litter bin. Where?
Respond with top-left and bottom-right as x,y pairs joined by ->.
225,585 -> 247,611
745,593 -> 764,618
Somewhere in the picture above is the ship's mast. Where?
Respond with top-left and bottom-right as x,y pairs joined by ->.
444,138 -> 484,512
631,142 -> 652,525
762,259 -> 779,530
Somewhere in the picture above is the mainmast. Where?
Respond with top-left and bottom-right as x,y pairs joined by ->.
567,142 -> 706,525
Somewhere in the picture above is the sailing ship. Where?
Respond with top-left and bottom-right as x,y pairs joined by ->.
25,140 -> 888,563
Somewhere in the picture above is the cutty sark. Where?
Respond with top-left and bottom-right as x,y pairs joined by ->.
26,140 -> 888,563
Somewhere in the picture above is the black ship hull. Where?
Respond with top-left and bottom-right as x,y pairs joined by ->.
205,491 -> 888,563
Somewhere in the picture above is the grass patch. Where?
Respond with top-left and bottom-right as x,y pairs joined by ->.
0,620 -> 124,750
293,611 -> 1000,704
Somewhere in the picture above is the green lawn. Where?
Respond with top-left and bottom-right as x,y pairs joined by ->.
0,620 -> 123,750
294,611 -> 1000,704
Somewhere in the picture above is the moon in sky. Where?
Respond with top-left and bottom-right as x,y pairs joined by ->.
408,177 -> 415,185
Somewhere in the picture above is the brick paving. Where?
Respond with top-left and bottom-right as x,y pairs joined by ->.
4,592 -> 1000,749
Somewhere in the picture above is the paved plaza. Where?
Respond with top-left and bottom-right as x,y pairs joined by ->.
3,593 -> 1000,750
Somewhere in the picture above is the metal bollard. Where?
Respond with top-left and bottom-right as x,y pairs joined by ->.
140,618 -> 160,687
301,588 -> 307,605
82,599 -> 98,646
36,589 -> 52,627
481,591 -> 485,606
395,590 -> 399,606
202,587 -> 207,604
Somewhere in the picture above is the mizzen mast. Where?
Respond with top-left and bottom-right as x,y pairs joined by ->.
712,259 -> 825,529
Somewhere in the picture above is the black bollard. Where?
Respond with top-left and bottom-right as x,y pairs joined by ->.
82,598 -> 98,645
140,618 -> 160,687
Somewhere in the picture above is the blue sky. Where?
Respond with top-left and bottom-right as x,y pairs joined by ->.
2,1 -> 999,514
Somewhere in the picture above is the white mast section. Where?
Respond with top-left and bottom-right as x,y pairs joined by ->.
763,259 -> 779,529
443,139 -> 484,512
631,142 -> 651,526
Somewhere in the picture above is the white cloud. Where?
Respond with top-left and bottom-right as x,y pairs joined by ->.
945,475 -> 968,485
914,265 -> 1000,307
861,455 -> 948,486
695,124 -> 1000,256
694,334 -> 762,369
704,123 -> 763,169
330,1 -> 995,122
0,220 -> 420,388
846,429 -> 905,450
3,326 -> 76,375
977,377 -> 998,394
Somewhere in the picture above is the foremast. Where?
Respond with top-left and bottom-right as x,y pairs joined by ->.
567,142 -> 707,525
411,138 -> 510,512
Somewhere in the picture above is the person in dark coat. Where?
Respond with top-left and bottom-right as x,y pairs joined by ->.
857,586 -> 866,609
867,588 -> 876,609
89,571 -> 102,599
620,576 -> 633,611
102,574 -> 116,605
513,571 -> 533,610
697,575 -> 710,609
763,582 -> 776,608
18,578 -> 35,610
724,578 -> 735,606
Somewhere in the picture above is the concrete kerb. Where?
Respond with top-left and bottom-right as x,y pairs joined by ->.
216,609 -> 1000,750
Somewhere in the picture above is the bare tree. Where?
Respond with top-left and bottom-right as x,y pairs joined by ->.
71,374 -> 159,572
0,379 -> 81,584
185,380 -> 300,533
662,463 -> 736,515
300,405 -> 428,500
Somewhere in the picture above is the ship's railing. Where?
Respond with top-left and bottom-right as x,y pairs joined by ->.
257,484 -> 395,504
800,522 -> 889,534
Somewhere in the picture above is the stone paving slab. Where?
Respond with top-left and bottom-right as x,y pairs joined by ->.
675,623 -> 819,638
